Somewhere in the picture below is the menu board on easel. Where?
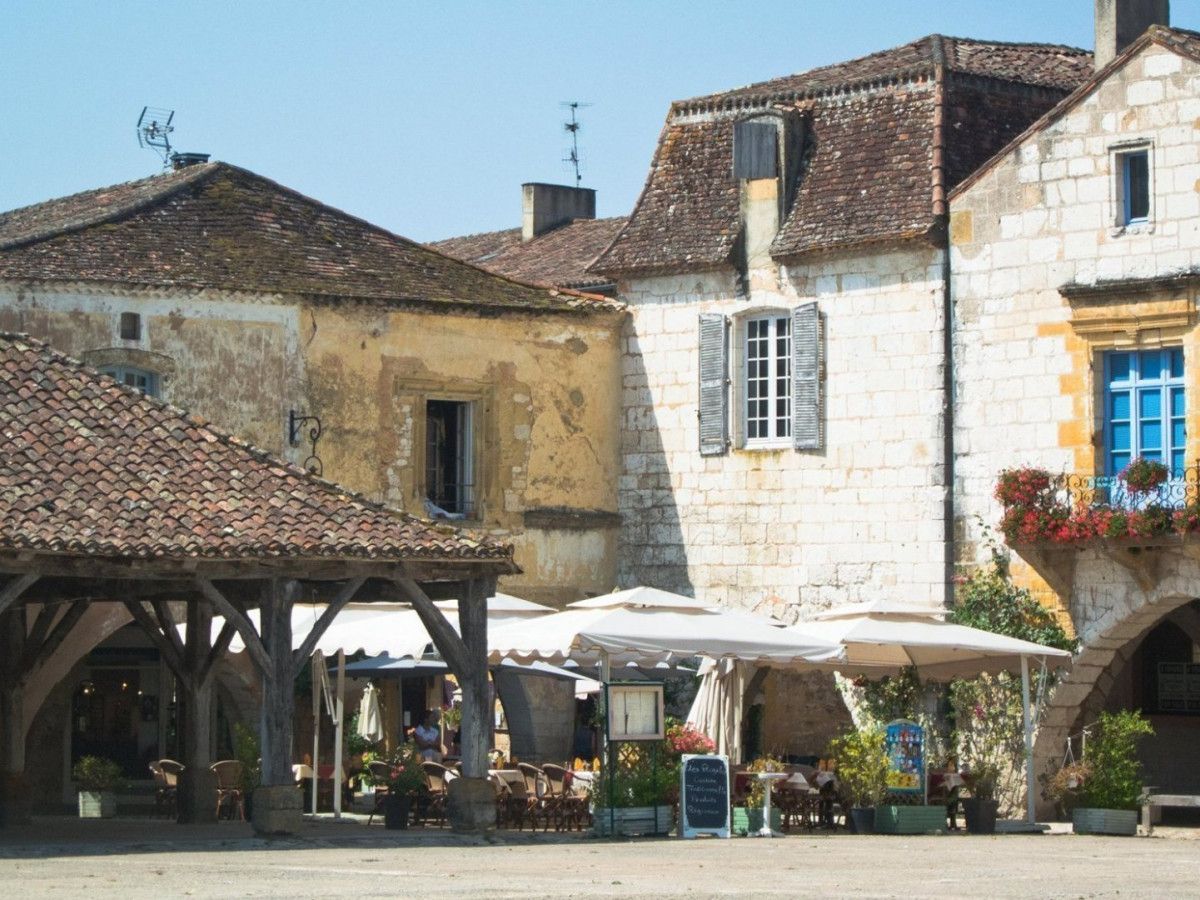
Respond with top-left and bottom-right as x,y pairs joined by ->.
885,719 -> 925,796
680,754 -> 730,838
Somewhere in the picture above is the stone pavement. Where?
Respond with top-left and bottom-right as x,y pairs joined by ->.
1,816 -> 1198,898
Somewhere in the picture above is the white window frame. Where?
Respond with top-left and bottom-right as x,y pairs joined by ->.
1110,139 -> 1154,233
738,310 -> 792,450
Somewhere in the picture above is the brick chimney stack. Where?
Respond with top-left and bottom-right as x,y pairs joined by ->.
1095,0 -> 1170,70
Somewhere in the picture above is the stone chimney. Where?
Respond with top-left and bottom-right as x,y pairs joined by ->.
1095,0 -> 1169,70
521,183 -> 595,242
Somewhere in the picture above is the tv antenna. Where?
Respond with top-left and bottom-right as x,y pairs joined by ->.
561,101 -> 591,187
137,106 -> 175,169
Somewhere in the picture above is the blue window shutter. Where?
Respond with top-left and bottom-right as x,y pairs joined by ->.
792,303 -> 821,450
698,314 -> 729,456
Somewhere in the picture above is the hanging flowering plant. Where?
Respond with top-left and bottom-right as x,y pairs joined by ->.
1119,457 -> 1169,494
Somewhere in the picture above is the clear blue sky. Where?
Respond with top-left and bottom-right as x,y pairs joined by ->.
3,1 -> 1197,242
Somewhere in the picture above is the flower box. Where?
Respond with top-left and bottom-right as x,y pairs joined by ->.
78,790 -> 116,819
1072,807 -> 1137,836
592,805 -> 674,837
731,806 -> 782,835
872,804 -> 946,835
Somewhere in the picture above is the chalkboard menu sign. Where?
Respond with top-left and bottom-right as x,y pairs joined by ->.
680,754 -> 730,838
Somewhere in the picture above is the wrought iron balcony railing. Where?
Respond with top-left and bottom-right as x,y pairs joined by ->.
1047,467 -> 1200,511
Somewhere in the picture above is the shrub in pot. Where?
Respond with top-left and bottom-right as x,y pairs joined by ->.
383,742 -> 426,829
961,762 -> 1000,835
1073,710 -> 1153,836
829,727 -> 888,834
233,722 -> 262,818
73,756 -> 124,818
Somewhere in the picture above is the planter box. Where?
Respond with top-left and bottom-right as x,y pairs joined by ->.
593,805 -> 674,837
873,804 -> 947,835
1072,807 -> 1138,836
731,806 -> 783,836
78,791 -> 116,819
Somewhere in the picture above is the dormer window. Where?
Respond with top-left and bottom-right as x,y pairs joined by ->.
733,121 -> 779,180
99,365 -> 160,398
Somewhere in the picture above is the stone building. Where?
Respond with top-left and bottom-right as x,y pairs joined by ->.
587,35 -> 1093,756
0,161 -> 624,796
950,14 -> 1200,805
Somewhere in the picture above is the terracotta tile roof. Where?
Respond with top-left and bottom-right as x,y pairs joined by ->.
594,35 -> 1091,275
0,332 -> 514,565
0,163 -> 618,316
430,216 -> 627,290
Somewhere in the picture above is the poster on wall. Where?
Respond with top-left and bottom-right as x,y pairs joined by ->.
884,719 -> 925,796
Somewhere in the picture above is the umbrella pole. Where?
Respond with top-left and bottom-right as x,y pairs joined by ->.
1021,655 -> 1035,825
333,649 -> 345,818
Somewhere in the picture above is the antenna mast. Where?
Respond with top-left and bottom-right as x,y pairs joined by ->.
137,106 -> 176,170
561,101 -> 591,188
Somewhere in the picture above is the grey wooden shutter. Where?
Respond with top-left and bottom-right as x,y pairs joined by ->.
698,313 -> 729,456
733,121 -> 778,180
792,302 -> 822,450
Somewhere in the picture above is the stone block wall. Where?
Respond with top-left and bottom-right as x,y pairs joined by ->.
617,243 -> 949,619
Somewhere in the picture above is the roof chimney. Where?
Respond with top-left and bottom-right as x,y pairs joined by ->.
1095,0 -> 1169,69
170,151 -> 211,171
521,183 -> 595,242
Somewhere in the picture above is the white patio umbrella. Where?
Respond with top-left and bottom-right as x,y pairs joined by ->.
355,682 -> 384,743
488,589 -> 840,669
685,658 -> 749,761
786,599 -> 1074,824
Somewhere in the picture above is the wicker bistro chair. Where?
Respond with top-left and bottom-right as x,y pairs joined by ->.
516,762 -> 558,832
210,759 -> 245,821
421,761 -> 452,827
541,764 -> 587,831
365,759 -> 393,826
149,759 -> 184,819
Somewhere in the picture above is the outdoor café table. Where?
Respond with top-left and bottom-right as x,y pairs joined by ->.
752,772 -> 789,837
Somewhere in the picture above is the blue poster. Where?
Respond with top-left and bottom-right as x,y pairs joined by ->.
885,719 -> 924,795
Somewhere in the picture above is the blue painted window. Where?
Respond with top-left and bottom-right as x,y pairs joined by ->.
1121,150 -> 1150,225
99,365 -> 160,398
1105,348 -> 1184,477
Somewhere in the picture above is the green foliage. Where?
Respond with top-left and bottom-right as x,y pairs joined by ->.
745,755 -> 786,807
72,756 -> 124,793
856,667 -> 924,725
594,741 -> 674,809
829,728 -> 888,808
1079,710 -> 1154,811
386,742 -> 428,794
949,556 -> 1076,653
232,722 -> 261,794
345,712 -> 376,757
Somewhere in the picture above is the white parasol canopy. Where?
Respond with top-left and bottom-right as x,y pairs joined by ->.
488,589 -> 840,667
786,599 -> 1073,824
786,599 -> 1072,680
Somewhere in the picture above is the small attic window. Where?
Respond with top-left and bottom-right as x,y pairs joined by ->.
119,312 -> 141,341
1121,150 -> 1150,225
733,121 -> 778,180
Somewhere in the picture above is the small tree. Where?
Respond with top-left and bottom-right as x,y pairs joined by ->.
829,727 -> 888,809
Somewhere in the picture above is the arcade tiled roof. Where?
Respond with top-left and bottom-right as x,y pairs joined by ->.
0,332 -> 514,565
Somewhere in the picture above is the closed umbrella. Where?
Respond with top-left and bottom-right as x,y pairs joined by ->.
356,683 -> 383,743
786,599 -> 1073,824
685,658 -> 749,761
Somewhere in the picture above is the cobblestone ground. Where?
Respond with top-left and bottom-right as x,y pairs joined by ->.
1,818 -> 1198,898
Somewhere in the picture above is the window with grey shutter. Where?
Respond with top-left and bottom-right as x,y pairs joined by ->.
698,313 -> 729,456
733,121 -> 778,180
792,302 -> 822,450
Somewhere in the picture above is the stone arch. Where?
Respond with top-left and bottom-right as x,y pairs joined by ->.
1031,550 -> 1200,815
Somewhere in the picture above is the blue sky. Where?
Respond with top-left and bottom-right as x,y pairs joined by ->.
3,1 -> 1197,242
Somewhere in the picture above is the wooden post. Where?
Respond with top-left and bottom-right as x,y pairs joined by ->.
396,572 -> 497,831
258,578 -> 297,789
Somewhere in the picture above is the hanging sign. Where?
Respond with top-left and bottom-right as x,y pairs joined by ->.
680,754 -> 731,838
884,719 -> 925,795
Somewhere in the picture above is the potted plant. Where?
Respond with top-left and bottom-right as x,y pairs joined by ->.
961,762 -> 1001,835
592,742 -> 675,837
73,756 -> 124,818
232,722 -> 261,818
1044,761 -> 1091,820
384,742 -> 425,829
732,755 -> 786,835
1072,710 -> 1153,836
1119,457 -> 1169,494
829,727 -> 888,834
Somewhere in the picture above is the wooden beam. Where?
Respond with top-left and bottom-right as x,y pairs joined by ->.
0,574 -> 38,616
31,600 -> 89,674
124,601 -> 185,676
393,574 -> 468,673
291,577 -> 366,671
151,601 -> 187,662
194,579 -> 272,678
199,620 -> 237,687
